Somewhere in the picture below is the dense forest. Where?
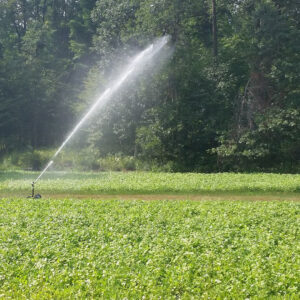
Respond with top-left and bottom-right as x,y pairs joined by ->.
0,0 -> 299,172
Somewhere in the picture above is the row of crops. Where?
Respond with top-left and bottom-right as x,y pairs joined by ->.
0,198 -> 299,298
0,171 -> 299,194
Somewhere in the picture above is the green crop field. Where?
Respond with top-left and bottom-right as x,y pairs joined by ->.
0,171 -> 299,298
0,199 -> 299,298
1,171 -> 300,195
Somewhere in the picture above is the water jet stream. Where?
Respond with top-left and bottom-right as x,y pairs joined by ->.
32,36 -> 169,185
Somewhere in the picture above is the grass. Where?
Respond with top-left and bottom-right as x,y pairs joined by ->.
0,198 -> 299,298
0,171 -> 299,298
0,171 -> 299,195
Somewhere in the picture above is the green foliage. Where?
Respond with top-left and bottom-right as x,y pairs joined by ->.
0,0 -> 299,172
213,108 -> 300,172
0,149 -> 150,172
0,0 -> 96,151
0,198 -> 299,297
97,154 -> 136,171
0,150 -> 52,171
0,171 -> 299,195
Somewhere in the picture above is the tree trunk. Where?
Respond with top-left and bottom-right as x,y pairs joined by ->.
212,0 -> 218,58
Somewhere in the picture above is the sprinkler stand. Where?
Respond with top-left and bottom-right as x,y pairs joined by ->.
27,181 -> 42,199
32,181 -> 34,197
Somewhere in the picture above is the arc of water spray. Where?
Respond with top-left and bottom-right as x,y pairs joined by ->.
32,36 -> 170,185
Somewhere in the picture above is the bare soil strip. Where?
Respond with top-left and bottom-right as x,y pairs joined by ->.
41,193 -> 300,201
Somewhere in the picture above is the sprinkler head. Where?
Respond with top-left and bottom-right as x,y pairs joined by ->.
27,181 -> 42,199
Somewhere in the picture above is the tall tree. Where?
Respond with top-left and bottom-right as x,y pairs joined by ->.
212,0 -> 218,58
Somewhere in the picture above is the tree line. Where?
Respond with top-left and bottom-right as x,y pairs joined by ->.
0,0 -> 299,172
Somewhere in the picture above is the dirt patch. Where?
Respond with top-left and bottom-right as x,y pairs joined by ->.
41,193 -> 300,202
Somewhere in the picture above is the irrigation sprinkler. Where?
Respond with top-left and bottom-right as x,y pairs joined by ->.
27,182 -> 41,199
27,160 -> 54,198
27,36 -> 170,198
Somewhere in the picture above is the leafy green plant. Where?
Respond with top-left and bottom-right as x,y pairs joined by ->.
212,108 -> 300,172
0,199 -> 298,298
0,171 -> 299,195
